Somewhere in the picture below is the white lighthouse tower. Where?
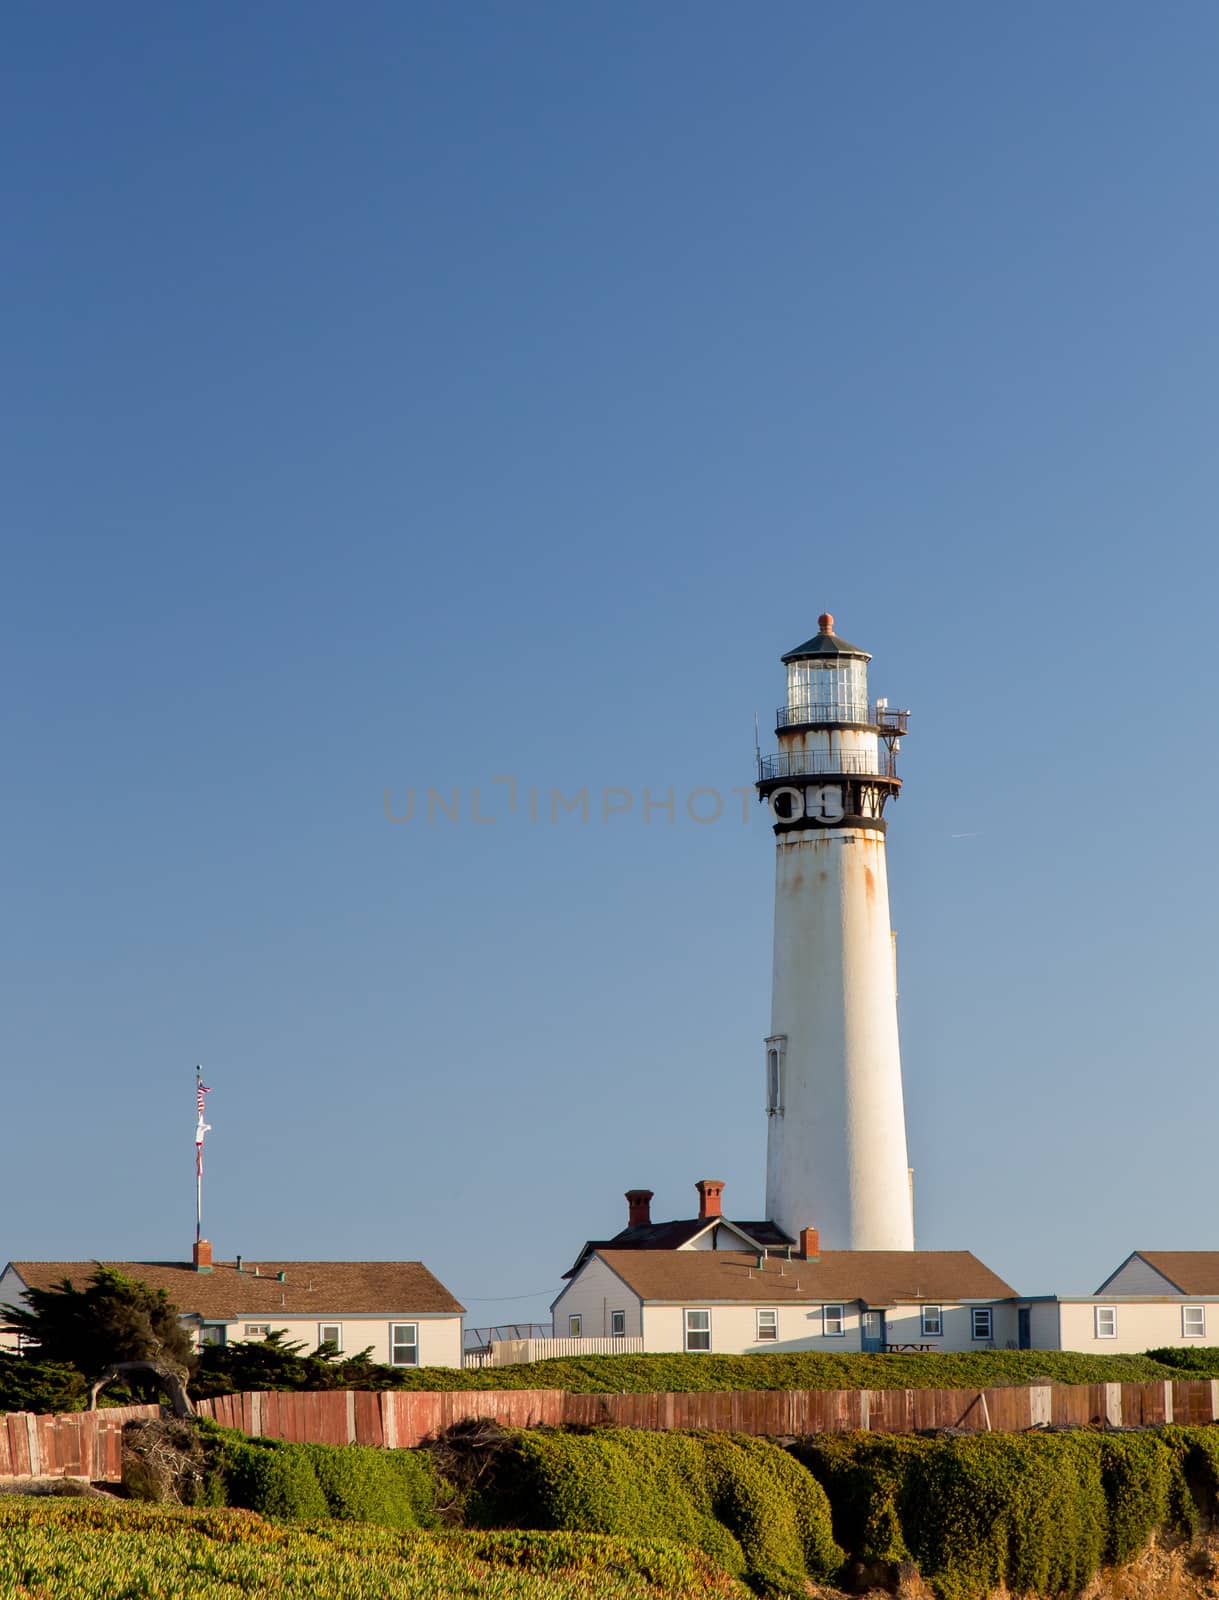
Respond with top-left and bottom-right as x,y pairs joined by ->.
757,613 -> 915,1251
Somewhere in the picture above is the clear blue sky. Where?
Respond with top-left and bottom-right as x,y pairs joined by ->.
4,3 -> 1218,1326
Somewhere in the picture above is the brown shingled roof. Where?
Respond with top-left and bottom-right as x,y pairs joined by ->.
6,1260 -> 464,1319
1130,1254 -> 1219,1295
593,1249 -> 1016,1306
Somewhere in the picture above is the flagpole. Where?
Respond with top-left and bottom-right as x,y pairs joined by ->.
195,1066 -> 204,1245
194,1067 -> 212,1248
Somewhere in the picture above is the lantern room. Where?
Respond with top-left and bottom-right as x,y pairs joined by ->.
780,612 -> 871,726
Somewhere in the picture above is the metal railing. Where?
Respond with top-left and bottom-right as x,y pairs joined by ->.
758,749 -> 898,782
776,702 -> 910,733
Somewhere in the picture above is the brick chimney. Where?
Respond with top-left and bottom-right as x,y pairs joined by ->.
799,1226 -> 820,1261
696,1179 -> 725,1220
193,1238 -> 214,1273
625,1189 -> 654,1228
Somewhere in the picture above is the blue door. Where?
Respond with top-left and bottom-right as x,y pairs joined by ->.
861,1310 -> 885,1352
1018,1308 -> 1031,1350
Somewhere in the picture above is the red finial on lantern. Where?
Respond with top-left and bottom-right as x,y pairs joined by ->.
818,612 -> 834,634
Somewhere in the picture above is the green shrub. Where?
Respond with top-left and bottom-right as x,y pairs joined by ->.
476,1428 -> 842,1598
193,1425 -> 438,1529
219,1437 -> 330,1520
792,1429 -> 1212,1600
1097,1432 -> 1179,1563
1147,1346 -> 1219,1375
296,1441 -> 437,1528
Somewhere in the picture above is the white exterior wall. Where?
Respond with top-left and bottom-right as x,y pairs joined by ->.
643,1301 -> 1016,1355
551,1258 -> 644,1339
1056,1300 -> 1217,1355
212,1313 -> 463,1367
1024,1301 -> 1063,1351
872,1302 -> 1018,1352
766,826 -> 914,1250
640,1302 -> 863,1354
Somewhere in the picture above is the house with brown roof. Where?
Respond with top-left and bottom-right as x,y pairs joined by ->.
553,1229 -> 1018,1355
0,1241 -> 465,1368
1015,1251 -> 1219,1355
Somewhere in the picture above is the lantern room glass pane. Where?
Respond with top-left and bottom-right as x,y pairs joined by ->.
786,659 -> 868,722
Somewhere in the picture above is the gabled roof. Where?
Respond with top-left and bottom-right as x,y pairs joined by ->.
563,1218 -> 793,1279
1112,1253 -> 1219,1296
4,1260 -> 465,1319
587,1249 -> 1017,1306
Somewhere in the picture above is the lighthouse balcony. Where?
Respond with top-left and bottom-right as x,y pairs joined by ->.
776,702 -> 909,735
758,748 -> 899,782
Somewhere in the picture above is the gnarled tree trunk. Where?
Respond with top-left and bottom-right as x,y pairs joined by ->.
88,1359 -> 194,1418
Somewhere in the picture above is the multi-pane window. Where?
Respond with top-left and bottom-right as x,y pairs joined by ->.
390,1323 -> 419,1365
199,1324 -> 227,1347
786,659 -> 869,723
1183,1306 -> 1206,1338
971,1307 -> 993,1342
684,1309 -> 711,1352
244,1324 -> 270,1339
318,1323 -> 342,1351
610,1310 -> 626,1337
1095,1306 -> 1117,1339
568,1315 -> 582,1337
921,1305 -> 943,1338
756,1309 -> 778,1341
822,1304 -> 845,1337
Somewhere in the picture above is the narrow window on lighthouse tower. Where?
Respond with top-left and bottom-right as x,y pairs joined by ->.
765,1036 -> 787,1116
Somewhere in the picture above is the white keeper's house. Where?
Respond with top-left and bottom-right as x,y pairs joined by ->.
1014,1252 -> 1219,1356
0,1241 -> 465,1368
553,1182 -> 1018,1355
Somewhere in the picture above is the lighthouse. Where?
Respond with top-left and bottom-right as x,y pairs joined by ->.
757,613 -> 914,1251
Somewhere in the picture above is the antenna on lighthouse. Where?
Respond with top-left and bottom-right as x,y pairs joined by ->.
753,711 -> 761,766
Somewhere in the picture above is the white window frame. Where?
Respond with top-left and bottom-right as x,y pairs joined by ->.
1183,1305 -> 1206,1338
971,1307 -> 993,1342
609,1310 -> 626,1337
756,1308 -> 778,1342
390,1322 -> 419,1366
1095,1305 -> 1117,1339
244,1323 -> 271,1339
684,1308 -> 711,1352
921,1305 -> 943,1338
822,1303 -> 845,1337
568,1314 -> 582,1337
318,1322 -> 343,1351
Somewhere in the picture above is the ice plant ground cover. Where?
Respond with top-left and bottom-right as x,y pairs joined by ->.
0,1498 -> 746,1600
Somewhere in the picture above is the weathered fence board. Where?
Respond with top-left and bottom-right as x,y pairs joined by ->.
4,1378 -> 1218,1483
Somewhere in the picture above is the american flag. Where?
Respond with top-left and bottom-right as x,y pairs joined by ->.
195,1075 -> 212,1180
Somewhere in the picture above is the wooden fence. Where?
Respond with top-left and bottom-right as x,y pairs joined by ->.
0,1403 -> 159,1481
4,1379 -> 1219,1482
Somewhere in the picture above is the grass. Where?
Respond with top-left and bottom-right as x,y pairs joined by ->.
380,1347 -> 1187,1392
0,1498 -> 746,1599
